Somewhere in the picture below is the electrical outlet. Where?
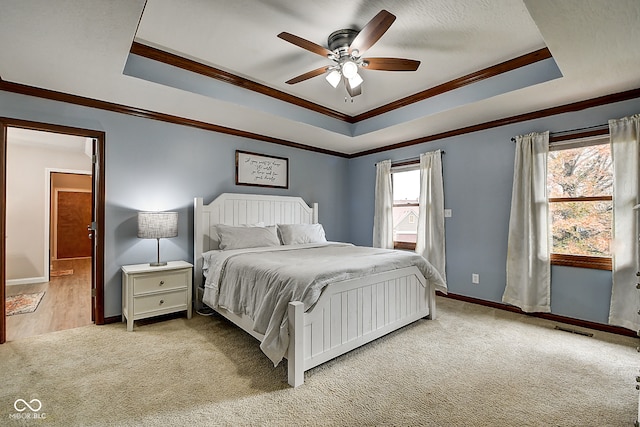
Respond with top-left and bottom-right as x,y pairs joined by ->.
444,209 -> 452,218
472,273 -> 480,284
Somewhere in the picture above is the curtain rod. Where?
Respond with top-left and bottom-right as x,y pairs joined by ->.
510,123 -> 608,142
374,151 -> 446,167
394,151 -> 446,165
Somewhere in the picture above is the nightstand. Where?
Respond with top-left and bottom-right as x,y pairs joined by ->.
121,260 -> 193,331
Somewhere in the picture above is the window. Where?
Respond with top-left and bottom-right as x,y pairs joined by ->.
392,167 -> 420,250
547,137 -> 612,270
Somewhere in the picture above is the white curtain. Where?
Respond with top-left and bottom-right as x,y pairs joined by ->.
415,151 -> 447,289
502,131 -> 551,313
608,114 -> 640,331
373,159 -> 393,249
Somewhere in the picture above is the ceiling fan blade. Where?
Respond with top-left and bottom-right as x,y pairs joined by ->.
278,32 -> 333,58
349,10 -> 396,55
285,66 -> 331,84
344,76 -> 362,97
362,57 -> 421,71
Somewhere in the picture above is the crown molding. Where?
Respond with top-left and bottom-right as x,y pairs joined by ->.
352,48 -> 552,122
349,87 -> 640,158
1,77 -> 639,159
0,78 -> 349,158
130,42 -> 351,123
130,42 -> 552,125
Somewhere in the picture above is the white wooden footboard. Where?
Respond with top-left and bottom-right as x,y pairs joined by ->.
194,194 -> 438,388
287,266 -> 435,387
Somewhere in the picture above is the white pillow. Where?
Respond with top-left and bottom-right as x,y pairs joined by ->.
217,225 -> 280,250
278,223 -> 327,245
209,222 -> 265,249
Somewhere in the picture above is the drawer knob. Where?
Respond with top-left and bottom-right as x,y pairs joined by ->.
159,280 -> 165,286
159,299 -> 164,305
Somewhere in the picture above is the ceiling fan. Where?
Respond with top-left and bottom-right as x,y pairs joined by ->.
278,10 -> 420,99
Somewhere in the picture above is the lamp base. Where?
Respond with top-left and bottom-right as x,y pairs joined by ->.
149,262 -> 167,267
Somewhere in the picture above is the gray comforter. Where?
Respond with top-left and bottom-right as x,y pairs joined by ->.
202,243 -> 446,365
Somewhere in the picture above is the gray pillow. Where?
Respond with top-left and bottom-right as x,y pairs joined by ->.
216,225 -> 280,250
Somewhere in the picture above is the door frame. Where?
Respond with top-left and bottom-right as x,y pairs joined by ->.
0,118 -> 105,343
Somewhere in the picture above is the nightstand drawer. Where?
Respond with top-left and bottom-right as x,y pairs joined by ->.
133,269 -> 188,295
134,289 -> 187,315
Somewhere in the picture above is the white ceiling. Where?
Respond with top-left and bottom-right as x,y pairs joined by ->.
7,127 -> 90,154
1,0 -> 639,155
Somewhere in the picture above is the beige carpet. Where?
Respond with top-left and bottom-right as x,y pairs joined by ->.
1,296 -> 638,426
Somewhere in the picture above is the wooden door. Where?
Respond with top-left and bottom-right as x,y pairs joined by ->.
56,191 -> 92,259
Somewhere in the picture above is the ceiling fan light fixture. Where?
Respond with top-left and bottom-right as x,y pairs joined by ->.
348,72 -> 363,89
341,60 -> 359,79
279,10 -> 419,100
325,70 -> 341,88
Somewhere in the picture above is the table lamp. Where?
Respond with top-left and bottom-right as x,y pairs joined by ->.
137,211 -> 178,266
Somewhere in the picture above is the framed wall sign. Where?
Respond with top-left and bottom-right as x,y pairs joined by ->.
235,150 -> 289,189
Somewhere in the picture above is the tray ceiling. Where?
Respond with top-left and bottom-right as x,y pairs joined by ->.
1,0 -> 639,155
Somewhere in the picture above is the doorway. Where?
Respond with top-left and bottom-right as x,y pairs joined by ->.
0,119 -> 105,343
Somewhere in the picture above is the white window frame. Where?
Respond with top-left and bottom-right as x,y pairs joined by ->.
391,162 -> 420,250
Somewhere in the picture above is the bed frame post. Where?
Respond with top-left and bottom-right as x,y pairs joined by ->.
312,203 -> 318,224
287,301 -> 304,387
428,285 -> 437,320
193,197 -> 204,312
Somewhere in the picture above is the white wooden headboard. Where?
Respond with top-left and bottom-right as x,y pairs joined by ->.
193,193 -> 318,304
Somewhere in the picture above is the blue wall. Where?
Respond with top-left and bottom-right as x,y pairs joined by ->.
0,91 -> 350,317
2,88 -> 640,325
347,97 -> 640,325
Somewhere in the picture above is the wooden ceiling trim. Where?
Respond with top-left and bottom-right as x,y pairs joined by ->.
0,79 -> 349,158
130,43 -> 553,126
350,86 -> 640,158
2,77 -> 639,160
130,42 -> 351,123
353,48 -> 552,122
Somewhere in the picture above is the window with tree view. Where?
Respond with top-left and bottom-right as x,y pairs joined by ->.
547,138 -> 612,270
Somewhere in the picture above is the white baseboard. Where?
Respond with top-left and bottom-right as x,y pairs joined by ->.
6,276 -> 47,286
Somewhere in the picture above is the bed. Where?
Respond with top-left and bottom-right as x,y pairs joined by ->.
194,193 -> 445,387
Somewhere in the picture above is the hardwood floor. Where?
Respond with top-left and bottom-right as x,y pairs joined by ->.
6,258 -> 92,341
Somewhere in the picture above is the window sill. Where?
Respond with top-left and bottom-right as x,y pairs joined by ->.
394,242 -> 416,251
550,254 -> 611,271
